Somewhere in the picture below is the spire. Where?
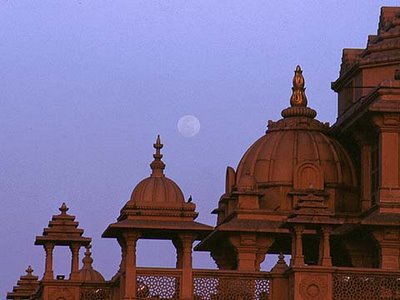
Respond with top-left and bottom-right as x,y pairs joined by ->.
82,245 -> 94,268
280,65 -> 316,119
78,244 -> 106,281
271,252 -> 289,273
290,65 -> 308,107
150,135 -> 166,177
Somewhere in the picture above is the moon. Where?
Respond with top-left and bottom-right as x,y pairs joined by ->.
177,115 -> 201,137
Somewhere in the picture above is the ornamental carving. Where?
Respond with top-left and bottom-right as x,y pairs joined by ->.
299,276 -> 328,300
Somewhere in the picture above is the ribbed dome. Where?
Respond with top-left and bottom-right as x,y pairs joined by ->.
129,135 -> 185,206
236,126 -> 356,188
131,176 -> 185,205
235,66 -> 357,211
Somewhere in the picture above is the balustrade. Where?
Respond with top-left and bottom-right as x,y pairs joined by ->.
136,268 -> 182,299
333,268 -> 400,300
193,269 -> 271,300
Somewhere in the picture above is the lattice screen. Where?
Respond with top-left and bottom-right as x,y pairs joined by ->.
80,288 -> 110,300
137,275 -> 180,299
333,273 -> 400,300
193,276 -> 270,300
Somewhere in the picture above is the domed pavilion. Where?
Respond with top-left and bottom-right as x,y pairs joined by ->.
196,65 -> 360,271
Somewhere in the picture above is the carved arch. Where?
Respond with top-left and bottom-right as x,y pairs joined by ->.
294,162 -> 324,190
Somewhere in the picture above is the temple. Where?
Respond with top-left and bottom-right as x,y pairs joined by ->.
7,6 -> 400,300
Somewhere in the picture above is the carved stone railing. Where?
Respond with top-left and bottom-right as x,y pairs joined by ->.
136,267 -> 181,299
80,283 -> 112,300
193,269 -> 271,300
81,287 -> 111,300
333,267 -> 400,300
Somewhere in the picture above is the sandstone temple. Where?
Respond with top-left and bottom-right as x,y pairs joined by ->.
7,6 -> 400,300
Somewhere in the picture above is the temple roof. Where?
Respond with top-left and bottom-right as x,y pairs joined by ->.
7,266 -> 39,299
334,7 -> 400,81
35,203 -> 91,246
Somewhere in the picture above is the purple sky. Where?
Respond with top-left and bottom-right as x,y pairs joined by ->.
1,1 -> 398,297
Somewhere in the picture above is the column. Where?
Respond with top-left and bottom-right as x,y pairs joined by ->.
69,243 -> 80,280
114,238 -> 127,293
230,234 -> 258,271
372,114 -> 400,211
291,226 -> 304,266
43,243 -> 55,280
372,229 -> 400,270
360,143 -> 372,210
320,226 -> 332,267
172,238 -> 183,269
179,234 -> 195,300
270,253 -> 289,299
352,132 -> 372,211
123,232 -> 139,300
118,237 -> 127,274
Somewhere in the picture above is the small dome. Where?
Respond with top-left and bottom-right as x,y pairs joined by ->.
131,176 -> 185,205
129,135 -> 185,206
78,246 -> 105,282
235,66 -> 357,211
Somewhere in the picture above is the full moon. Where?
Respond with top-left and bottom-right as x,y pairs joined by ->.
177,115 -> 201,137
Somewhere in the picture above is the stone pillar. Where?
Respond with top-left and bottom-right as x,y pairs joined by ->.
372,229 -> 400,270
352,132 -> 372,211
229,233 -> 258,271
360,143 -> 372,210
43,243 -> 54,280
291,226 -> 304,266
179,234 -> 195,300
113,238 -> 127,292
237,249 -> 258,271
270,253 -> 289,299
69,243 -> 80,280
117,237 -> 127,274
123,232 -> 139,300
290,267 -> 333,300
210,246 -> 236,270
320,227 -> 332,267
372,114 -> 400,212
172,238 -> 183,269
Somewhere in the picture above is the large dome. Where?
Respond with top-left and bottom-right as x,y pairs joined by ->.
234,66 -> 358,212
236,115 -> 356,189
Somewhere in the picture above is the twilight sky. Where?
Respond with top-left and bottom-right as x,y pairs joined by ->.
1,1 -> 399,297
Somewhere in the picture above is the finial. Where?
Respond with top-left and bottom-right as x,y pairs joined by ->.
26,265 -> 33,276
82,245 -> 93,267
290,65 -> 308,107
271,252 -> 288,273
59,203 -> 69,214
150,135 -> 166,177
